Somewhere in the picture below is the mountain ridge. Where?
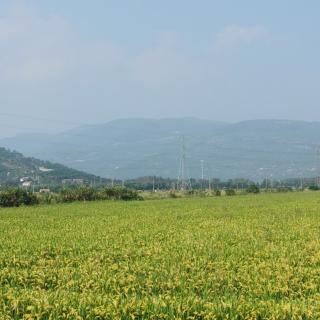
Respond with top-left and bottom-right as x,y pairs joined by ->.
1,118 -> 319,180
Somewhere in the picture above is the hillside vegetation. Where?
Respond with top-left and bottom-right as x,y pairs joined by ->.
0,147 -> 104,187
1,193 -> 320,318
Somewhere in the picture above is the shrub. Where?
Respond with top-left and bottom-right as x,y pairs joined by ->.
0,188 -> 39,207
197,190 -> 207,197
225,189 -> 236,196
247,184 -> 260,194
38,192 -> 58,205
100,187 -> 121,200
100,187 -> 141,201
119,188 -> 142,201
59,188 -> 78,203
59,186 -> 98,203
168,190 -> 179,198
186,190 -> 195,196
0,186 -> 141,207
276,187 -> 293,193
75,186 -> 97,201
22,192 -> 39,206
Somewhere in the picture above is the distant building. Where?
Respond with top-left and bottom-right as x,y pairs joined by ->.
39,167 -> 54,172
22,181 -> 32,187
20,176 -> 33,188
39,188 -> 51,193
62,179 -> 84,185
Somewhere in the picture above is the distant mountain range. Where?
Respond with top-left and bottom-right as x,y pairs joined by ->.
0,147 -> 104,187
1,118 -> 320,180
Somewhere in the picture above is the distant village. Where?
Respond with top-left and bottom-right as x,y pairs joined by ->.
19,171 -> 84,193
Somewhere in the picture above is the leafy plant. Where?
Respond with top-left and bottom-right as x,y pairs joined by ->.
0,188 -> 38,207
246,184 -> 260,194
225,188 -> 236,196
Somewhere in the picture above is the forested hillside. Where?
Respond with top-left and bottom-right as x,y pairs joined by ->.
0,147 -> 104,187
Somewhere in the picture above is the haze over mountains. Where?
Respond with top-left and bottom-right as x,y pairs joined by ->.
1,118 -> 320,181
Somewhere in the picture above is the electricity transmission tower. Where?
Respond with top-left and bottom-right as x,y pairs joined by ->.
177,136 -> 192,191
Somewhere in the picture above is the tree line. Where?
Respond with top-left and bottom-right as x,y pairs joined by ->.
0,186 -> 141,208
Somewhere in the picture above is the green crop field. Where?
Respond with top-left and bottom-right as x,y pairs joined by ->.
1,192 -> 320,319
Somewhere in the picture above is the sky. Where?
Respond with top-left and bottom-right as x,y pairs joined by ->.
0,0 -> 320,137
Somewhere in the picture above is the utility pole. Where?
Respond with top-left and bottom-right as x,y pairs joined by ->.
180,138 -> 186,190
201,160 -> 204,180
112,166 -> 119,187
316,147 -> 320,187
265,176 -> 268,190
200,160 -> 204,190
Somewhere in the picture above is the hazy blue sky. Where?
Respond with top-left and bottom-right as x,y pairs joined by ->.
0,0 -> 319,137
